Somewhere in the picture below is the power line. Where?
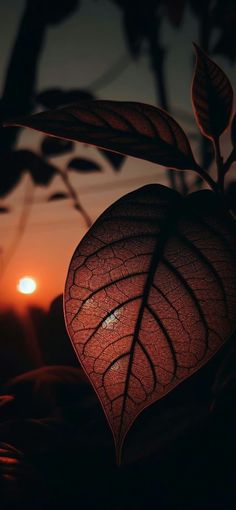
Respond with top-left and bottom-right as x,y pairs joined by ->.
0,171 -> 165,232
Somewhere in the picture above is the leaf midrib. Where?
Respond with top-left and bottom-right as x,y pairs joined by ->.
118,197 -> 182,445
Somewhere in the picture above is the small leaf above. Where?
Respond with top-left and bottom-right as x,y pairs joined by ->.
99,149 -> 125,171
192,44 -> 233,139
0,150 -> 56,196
6,101 -> 199,172
41,136 -> 74,157
64,184 -> 236,463
68,158 -> 101,173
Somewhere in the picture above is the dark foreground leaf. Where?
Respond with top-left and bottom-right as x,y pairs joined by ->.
64,184 -> 236,463
192,45 -> 233,139
6,101 -> 199,171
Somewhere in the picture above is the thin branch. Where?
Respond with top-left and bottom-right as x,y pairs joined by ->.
213,137 -> 224,194
196,167 -> 219,194
58,168 -> 92,228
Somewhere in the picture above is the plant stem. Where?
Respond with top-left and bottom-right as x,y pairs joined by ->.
213,137 -> 224,193
196,167 -> 219,195
58,168 -> 92,228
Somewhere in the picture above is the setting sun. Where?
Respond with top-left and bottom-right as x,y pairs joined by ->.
17,276 -> 37,295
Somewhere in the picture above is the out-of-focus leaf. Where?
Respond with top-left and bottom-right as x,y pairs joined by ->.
64,183 -> 236,463
212,0 -> 236,63
225,181 -> 236,213
8,100 -> 198,172
48,192 -> 69,201
36,88 -> 94,109
4,366 -> 89,418
231,114 -> 236,147
0,150 -> 57,191
0,441 -> 43,506
0,151 -> 23,197
41,136 -> 74,156
26,0 -> 80,25
0,206 -> 10,214
165,0 -> 186,27
68,158 -> 102,173
192,45 -> 233,139
99,149 -> 125,171
113,0 -> 160,58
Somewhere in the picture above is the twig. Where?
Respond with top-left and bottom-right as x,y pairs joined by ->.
196,166 -> 219,195
213,137 -> 224,194
58,168 -> 92,228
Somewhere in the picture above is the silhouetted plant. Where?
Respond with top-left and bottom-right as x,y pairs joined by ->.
8,46 -> 236,464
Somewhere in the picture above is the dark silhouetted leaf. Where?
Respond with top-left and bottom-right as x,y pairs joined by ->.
68,158 -> 101,173
0,441 -> 43,506
0,206 -> 10,214
8,101 -> 199,171
0,151 -> 24,197
231,114 -> 236,147
192,45 -> 233,139
212,0 -> 236,63
48,192 -> 69,201
64,184 -> 236,462
165,0 -> 186,27
225,181 -> 236,213
41,136 -> 74,156
99,149 -> 125,171
4,366 -> 89,417
0,150 -> 56,191
27,0 -> 80,25
36,88 -> 94,109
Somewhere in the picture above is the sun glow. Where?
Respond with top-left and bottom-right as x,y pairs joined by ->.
17,276 -> 37,295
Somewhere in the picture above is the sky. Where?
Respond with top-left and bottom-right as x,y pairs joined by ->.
0,0 -> 235,313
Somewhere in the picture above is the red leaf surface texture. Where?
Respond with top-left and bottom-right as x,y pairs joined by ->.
64,185 -> 236,462
192,45 -> 233,139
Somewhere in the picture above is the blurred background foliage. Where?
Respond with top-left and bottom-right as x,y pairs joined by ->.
0,2 -> 235,508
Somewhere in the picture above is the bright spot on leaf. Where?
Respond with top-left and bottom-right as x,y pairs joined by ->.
17,276 -> 37,295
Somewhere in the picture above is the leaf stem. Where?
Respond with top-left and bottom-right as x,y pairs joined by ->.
58,169 -> 92,228
196,166 -> 219,194
213,137 -> 224,194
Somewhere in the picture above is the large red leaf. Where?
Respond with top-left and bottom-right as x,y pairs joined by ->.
6,101 -> 198,171
192,45 -> 233,139
64,184 -> 236,463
